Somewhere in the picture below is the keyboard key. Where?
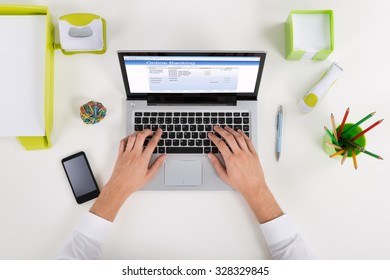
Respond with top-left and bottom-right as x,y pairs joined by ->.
180,117 -> 187,124
158,147 -> 165,154
197,125 -> 204,131
158,112 -> 165,116
166,147 -> 203,153
180,139 -> 187,146
181,112 -> 188,116
165,139 -> 172,146
204,112 -> 211,116
144,112 -> 150,116
189,112 -> 195,116
135,112 -> 142,116
226,118 -> 233,124
211,112 -> 218,116
152,125 -> 158,131
200,132 -> 207,139
203,139 -> 211,146
182,125 -> 189,131
191,132 -> 199,139
165,117 -> 172,124
243,118 -> 249,124
188,140 -> 195,146
134,117 -> 142,124
196,140 -> 202,146
177,132 -> 183,139
175,125 -> 181,131
242,112 -> 249,117
173,140 -> 180,146
167,125 -> 174,131
151,112 -> 158,116
158,117 -> 164,124
174,112 -> 180,116
234,118 -> 242,124
243,125 -> 249,131
142,117 -> 149,124
212,147 -> 219,153
190,125 -> 197,131
204,147 -> 211,154
184,132 -> 191,138
234,112 -> 240,117
169,132 -> 175,138
134,125 -> 143,131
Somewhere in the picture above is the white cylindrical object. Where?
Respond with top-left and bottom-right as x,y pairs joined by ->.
298,63 -> 343,113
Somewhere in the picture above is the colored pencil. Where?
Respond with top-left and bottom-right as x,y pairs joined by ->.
325,141 -> 343,150
341,111 -> 376,137
341,148 -> 349,165
350,119 -> 384,141
337,107 -> 350,138
331,113 -> 338,141
330,149 -> 345,158
339,139 -> 383,160
324,126 -> 339,145
364,150 -> 384,160
352,149 -> 358,170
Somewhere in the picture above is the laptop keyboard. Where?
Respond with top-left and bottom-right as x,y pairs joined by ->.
133,111 -> 250,154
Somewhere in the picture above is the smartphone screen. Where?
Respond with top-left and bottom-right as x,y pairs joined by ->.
61,151 -> 100,204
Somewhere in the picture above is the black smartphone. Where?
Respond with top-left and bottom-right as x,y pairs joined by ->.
61,151 -> 100,204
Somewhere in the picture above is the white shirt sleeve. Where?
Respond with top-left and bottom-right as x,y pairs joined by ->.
260,214 -> 317,260
56,212 -> 112,260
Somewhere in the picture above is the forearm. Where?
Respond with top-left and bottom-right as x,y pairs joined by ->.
89,182 -> 133,222
243,183 -> 284,224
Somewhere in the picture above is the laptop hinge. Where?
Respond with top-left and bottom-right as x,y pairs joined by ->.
147,93 -> 237,106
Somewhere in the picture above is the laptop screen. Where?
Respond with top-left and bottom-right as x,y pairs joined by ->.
118,52 -> 266,99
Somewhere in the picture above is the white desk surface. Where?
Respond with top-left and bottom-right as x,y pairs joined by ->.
1,0 -> 389,260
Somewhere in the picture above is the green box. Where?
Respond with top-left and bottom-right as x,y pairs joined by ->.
285,10 -> 334,60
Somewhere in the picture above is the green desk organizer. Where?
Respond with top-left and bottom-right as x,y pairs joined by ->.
285,10 -> 334,60
58,13 -> 106,55
0,5 -> 54,150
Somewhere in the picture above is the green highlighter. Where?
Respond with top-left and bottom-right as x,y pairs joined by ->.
298,63 -> 343,113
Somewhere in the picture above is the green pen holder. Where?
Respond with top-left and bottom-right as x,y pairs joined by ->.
323,123 -> 366,157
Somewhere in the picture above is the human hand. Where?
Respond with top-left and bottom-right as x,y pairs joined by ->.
207,126 -> 283,223
90,129 -> 166,221
207,126 -> 266,199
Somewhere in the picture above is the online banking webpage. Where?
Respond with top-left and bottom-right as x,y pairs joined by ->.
124,56 -> 260,93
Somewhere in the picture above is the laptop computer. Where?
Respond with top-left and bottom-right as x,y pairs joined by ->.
118,51 -> 266,190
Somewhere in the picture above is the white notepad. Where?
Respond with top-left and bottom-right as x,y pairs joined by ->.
0,15 -> 46,136
292,14 -> 331,52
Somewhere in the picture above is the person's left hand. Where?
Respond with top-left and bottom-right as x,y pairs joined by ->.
106,128 -> 167,197
90,128 -> 166,221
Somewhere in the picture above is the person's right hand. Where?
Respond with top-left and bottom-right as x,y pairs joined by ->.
207,126 -> 283,223
207,126 -> 266,199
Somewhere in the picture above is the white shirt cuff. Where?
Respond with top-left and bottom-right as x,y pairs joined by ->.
76,212 -> 113,244
260,214 -> 298,246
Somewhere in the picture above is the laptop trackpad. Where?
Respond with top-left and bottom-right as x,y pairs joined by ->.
164,160 -> 202,186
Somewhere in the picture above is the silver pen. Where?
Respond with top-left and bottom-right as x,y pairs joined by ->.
276,105 -> 283,161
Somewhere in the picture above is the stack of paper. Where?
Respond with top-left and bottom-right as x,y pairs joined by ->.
0,15 -> 46,136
